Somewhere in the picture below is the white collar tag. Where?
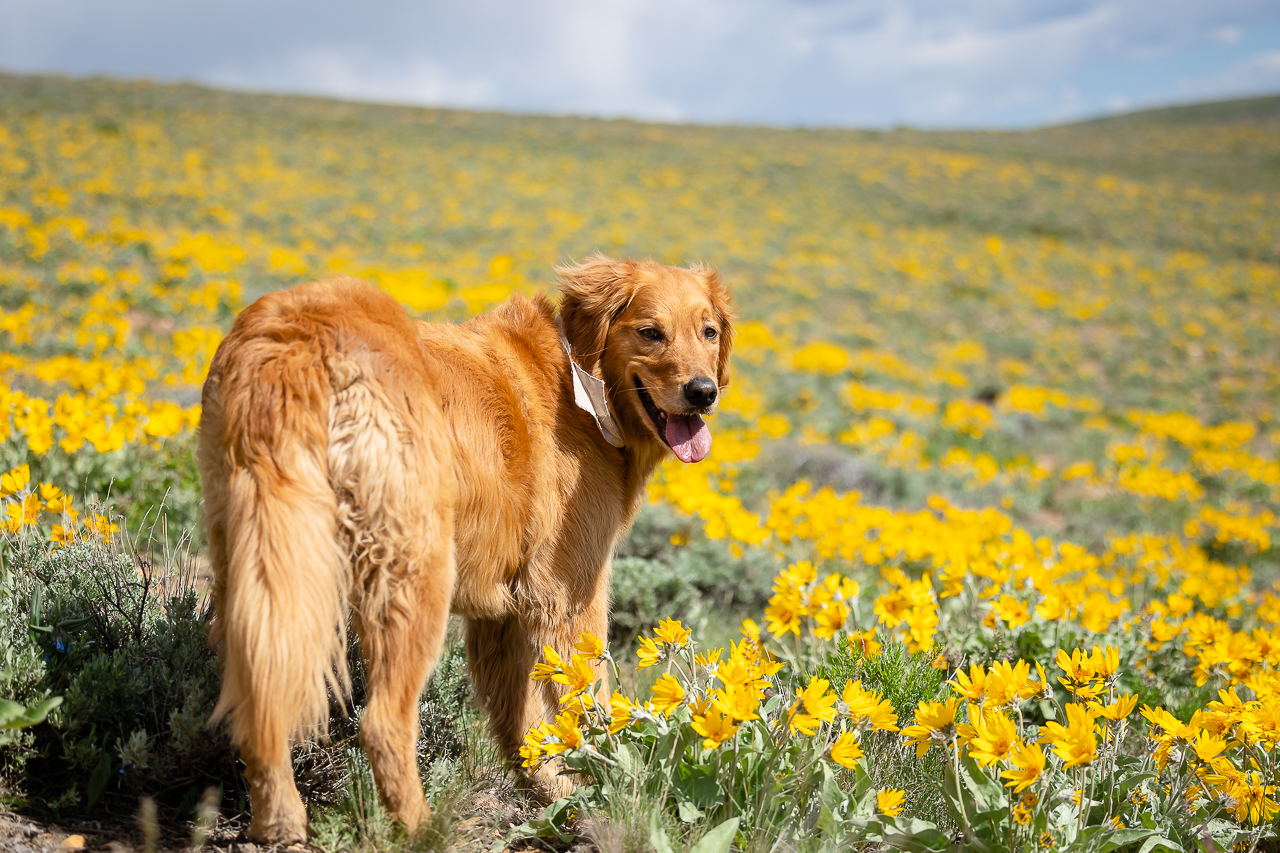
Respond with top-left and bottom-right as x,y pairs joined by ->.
556,319 -> 625,448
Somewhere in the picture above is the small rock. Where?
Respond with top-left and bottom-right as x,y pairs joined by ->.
61,835 -> 86,849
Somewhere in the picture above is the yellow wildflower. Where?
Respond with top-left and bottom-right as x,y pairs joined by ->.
636,636 -> 664,668
654,617 -> 691,647
952,663 -> 987,703
530,645 -> 567,682
1001,741 -> 1045,792
901,697 -> 961,758
1040,704 -> 1097,768
968,710 -> 1018,767
788,677 -> 838,736
985,660 -> 1033,707
877,789 -> 906,817
650,673 -> 685,716
691,706 -> 738,749
842,679 -> 899,731
608,691 -> 635,734
829,731 -> 864,768
991,594 -> 1031,629
519,724 -> 549,768
542,709 -> 583,755
551,653 -> 596,705
573,630 -> 605,659
0,464 -> 30,496
1090,692 -> 1138,722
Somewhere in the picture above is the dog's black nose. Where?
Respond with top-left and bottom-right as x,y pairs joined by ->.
683,376 -> 718,408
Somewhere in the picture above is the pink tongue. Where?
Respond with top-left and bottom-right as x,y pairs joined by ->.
665,414 -> 712,463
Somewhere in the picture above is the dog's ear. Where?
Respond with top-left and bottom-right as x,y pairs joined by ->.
697,264 -> 734,389
555,254 -> 637,372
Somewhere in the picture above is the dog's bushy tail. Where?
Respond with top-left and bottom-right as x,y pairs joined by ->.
201,331 -> 350,763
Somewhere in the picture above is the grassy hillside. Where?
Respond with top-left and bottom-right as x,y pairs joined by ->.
1077,93 -> 1280,126
1,73 -> 1279,851
894,94 -> 1280,197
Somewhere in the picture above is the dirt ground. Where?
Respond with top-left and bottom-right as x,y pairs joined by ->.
1,781 -> 557,853
0,809 -> 249,853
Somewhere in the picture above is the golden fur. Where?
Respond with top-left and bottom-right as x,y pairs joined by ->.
198,255 -> 733,843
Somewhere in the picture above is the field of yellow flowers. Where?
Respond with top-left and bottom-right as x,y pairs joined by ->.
2,74 -> 1280,851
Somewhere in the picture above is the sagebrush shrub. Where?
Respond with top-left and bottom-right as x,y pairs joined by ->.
2,530 -> 238,813
0,560 -> 54,796
611,503 -> 777,648
2,517 -> 484,833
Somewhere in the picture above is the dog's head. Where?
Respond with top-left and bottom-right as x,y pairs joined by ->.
556,254 -> 733,463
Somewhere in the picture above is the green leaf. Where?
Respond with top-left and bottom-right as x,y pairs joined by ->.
614,741 -> 638,775
29,696 -> 64,723
649,811 -> 676,853
0,696 -> 62,730
1080,825 -> 1161,853
674,764 -> 724,809
1107,771 -> 1155,803
86,749 -> 112,810
678,800 -> 704,823
688,817 -> 740,853
956,750 -> 1005,812
495,794 -> 581,849
819,775 -> 852,820
0,695 -> 62,746
0,700 -> 24,728
866,816 -> 959,852
850,760 -> 873,800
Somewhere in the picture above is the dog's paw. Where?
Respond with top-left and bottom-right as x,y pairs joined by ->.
521,762 -> 576,802
393,798 -> 431,836
246,803 -> 309,846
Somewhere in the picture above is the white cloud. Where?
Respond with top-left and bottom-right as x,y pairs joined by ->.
206,49 -> 496,109
1,0 -> 1278,127
1213,25 -> 1243,44
1177,49 -> 1280,102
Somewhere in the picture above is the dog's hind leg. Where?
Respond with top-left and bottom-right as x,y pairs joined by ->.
354,551 -> 454,832
328,363 -> 457,833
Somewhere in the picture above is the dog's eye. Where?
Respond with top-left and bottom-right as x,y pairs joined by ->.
638,327 -> 663,341
703,326 -> 718,341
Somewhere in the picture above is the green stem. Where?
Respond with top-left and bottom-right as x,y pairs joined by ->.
1085,760 -> 1099,829
756,712 -> 794,836
1005,784 -> 1014,852
1076,767 -> 1087,837
727,731 -> 742,817
951,740 -> 975,843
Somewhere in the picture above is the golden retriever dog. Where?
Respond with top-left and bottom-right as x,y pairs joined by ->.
197,255 -> 732,843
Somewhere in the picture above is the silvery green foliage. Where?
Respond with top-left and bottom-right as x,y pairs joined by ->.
0,559 -> 54,793
0,533 -> 235,809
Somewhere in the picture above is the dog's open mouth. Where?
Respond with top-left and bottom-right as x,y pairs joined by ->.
635,376 -> 712,463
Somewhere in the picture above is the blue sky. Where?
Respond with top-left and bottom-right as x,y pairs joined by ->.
2,0 -> 1278,128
